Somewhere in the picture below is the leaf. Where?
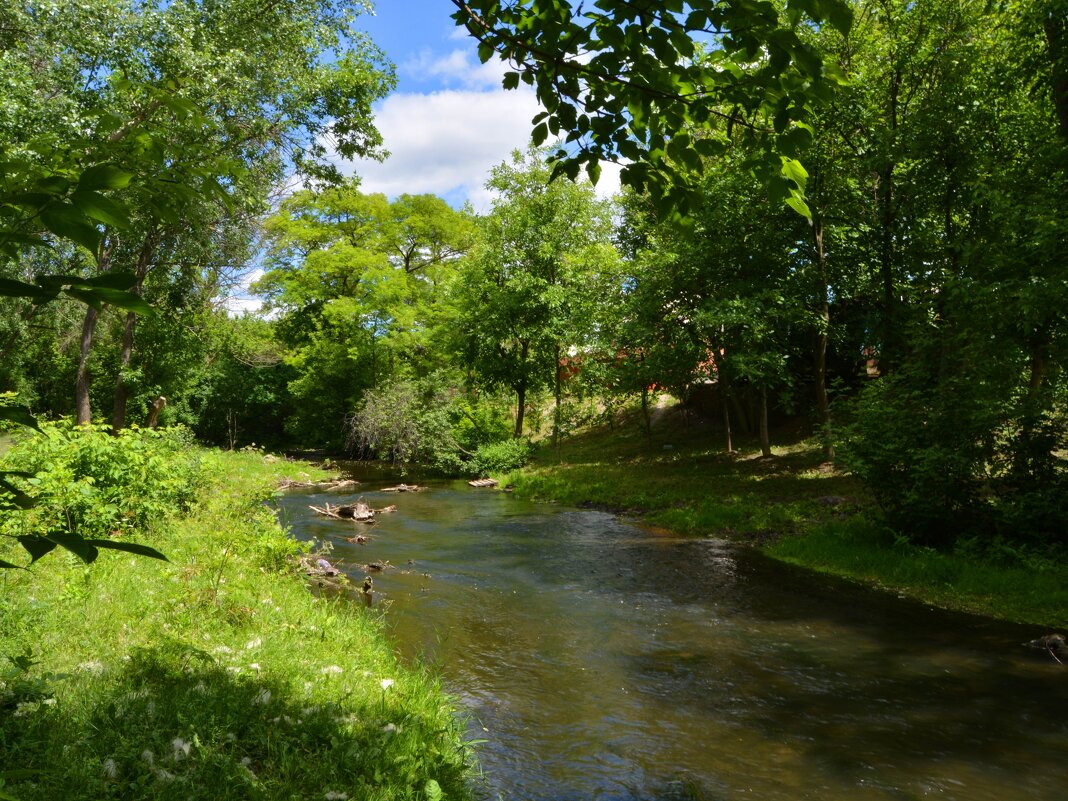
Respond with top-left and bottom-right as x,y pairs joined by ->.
78,164 -> 134,191
0,559 -> 24,570
44,532 -> 99,563
780,157 -> 809,191
79,272 -> 138,291
502,71 -> 520,90
0,278 -> 56,303
85,539 -> 168,561
424,779 -> 443,801
67,287 -> 154,315
785,193 -> 812,219
17,535 -> 58,564
0,405 -> 41,431
40,205 -> 101,254
70,190 -> 131,228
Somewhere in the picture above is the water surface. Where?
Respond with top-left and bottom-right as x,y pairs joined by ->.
276,475 -> 1068,801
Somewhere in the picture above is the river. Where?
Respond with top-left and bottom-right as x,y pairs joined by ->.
276,473 -> 1068,801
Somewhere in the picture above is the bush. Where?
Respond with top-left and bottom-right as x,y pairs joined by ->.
468,438 -> 534,476
0,422 -> 205,552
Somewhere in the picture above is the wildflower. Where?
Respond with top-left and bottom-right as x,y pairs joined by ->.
321,665 -> 343,675
78,660 -> 105,674
101,758 -> 118,780
141,749 -> 155,766
253,689 -> 272,706
245,638 -> 262,650
379,678 -> 394,690
382,723 -> 397,733
248,663 -> 261,671
324,792 -> 349,800
171,737 -> 191,761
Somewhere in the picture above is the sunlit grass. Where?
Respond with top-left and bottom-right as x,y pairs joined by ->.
0,449 -> 474,800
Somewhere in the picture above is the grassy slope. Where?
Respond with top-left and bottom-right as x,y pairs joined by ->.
501,405 -> 1068,629
0,450 -> 473,800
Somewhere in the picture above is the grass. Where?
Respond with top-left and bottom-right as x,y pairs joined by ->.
0,447 -> 474,800
501,401 -> 1068,629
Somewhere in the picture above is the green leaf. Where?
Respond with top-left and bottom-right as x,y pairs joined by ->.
0,278 -> 56,303
40,205 -> 101,254
502,71 -> 520,90
424,779 -> 443,801
78,164 -> 134,191
79,272 -> 138,291
86,539 -> 168,561
0,405 -> 41,431
0,559 -> 24,570
586,160 -> 602,185
780,157 -> 809,191
70,190 -> 131,228
784,193 -> 812,218
17,535 -> 58,564
65,287 -> 154,315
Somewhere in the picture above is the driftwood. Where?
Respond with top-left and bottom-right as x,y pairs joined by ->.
280,477 -> 360,491
298,555 -> 348,589
375,504 -> 398,514
381,483 -> 424,493
468,478 -> 499,488
310,500 -> 376,523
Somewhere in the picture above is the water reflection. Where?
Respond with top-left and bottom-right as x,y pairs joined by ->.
276,475 -> 1068,801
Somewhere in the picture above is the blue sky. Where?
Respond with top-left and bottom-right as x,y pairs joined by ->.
340,0 -> 620,211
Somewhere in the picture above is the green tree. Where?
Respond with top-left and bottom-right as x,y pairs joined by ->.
454,148 -> 619,440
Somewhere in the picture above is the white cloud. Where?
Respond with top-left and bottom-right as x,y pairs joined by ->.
344,87 -> 623,212
401,48 -> 506,90
345,87 -> 542,211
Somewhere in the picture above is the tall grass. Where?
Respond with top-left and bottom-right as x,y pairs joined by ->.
0,438 -> 473,800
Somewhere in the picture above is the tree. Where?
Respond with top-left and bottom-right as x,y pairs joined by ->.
454,148 -> 618,440
452,0 -> 853,213
255,182 -> 474,448
1,0 -> 395,427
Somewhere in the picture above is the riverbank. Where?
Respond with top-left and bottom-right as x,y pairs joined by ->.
501,408 -> 1068,629
0,435 -> 473,800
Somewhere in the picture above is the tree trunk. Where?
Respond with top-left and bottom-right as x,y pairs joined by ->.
514,382 -> 526,438
111,234 -> 157,431
877,66 -> 901,374
552,343 -> 562,449
74,236 -> 116,425
74,305 -> 100,425
721,383 -> 733,454
1044,6 -> 1068,138
640,384 -> 652,446
812,215 -> 834,460
759,386 -> 772,458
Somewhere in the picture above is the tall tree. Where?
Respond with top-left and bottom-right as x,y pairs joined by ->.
454,148 -> 618,439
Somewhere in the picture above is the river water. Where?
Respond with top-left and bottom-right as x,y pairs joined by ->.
276,474 -> 1068,801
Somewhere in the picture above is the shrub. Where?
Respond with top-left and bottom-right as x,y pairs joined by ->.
0,422 -> 205,554
468,438 -> 534,476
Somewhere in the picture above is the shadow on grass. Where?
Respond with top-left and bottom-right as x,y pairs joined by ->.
1,640 -> 469,800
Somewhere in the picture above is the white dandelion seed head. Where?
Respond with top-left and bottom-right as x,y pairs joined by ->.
379,678 -> 394,690
245,638 -> 262,650
321,665 -> 343,675
171,737 -> 191,760
253,689 -> 271,706
102,758 -> 118,779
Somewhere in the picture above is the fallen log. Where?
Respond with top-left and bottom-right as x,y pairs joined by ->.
309,500 -> 375,522
468,478 -> 498,488
280,477 -> 360,491
381,483 -> 424,493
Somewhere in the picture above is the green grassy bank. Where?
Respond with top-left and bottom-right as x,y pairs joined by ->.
501,407 -> 1068,629
0,431 -> 473,800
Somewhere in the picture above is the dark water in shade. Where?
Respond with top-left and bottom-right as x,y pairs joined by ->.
275,472 -> 1068,801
